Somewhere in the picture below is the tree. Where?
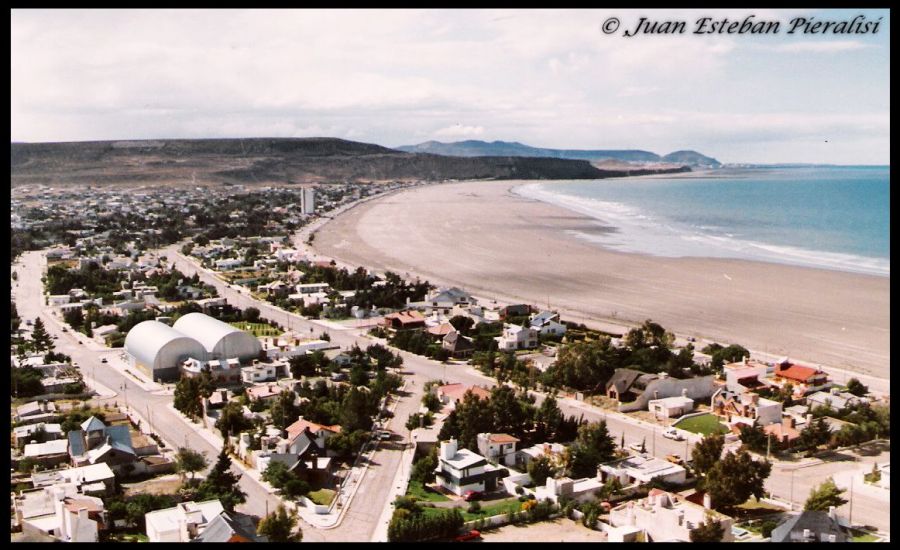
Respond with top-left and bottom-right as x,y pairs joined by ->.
257,504 -> 301,542
261,461 -> 294,489
173,376 -> 204,419
796,417 -> 832,452
845,378 -> 869,397
340,386 -> 374,432
738,423 -> 770,454
30,317 -> 53,354
534,394 -> 564,442
269,390 -> 300,432
804,477 -> 848,511
243,307 -> 261,323
215,401 -> 253,439
704,450 -> 772,512
422,391 -> 442,413
410,450 -> 438,483
195,448 -> 246,512
175,447 -> 208,484
691,433 -> 725,480
568,421 -> 616,478
289,354 -> 318,378
527,455 -> 557,486
689,516 -> 725,542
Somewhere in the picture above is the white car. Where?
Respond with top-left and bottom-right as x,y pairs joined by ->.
663,428 -> 684,441
628,442 -> 645,452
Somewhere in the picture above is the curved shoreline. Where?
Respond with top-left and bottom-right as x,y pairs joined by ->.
310,179 -> 890,383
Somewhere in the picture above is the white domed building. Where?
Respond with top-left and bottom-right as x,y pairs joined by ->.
124,321 -> 208,381
172,312 -> 263,362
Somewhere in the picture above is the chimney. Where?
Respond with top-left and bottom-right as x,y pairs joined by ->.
627,501 -> 636,526
784,416 -> 795,429
703,492 -> 712,509
806,413 -> 814,425
750,394 -> 759,405
441,438 -> 458,460
682,388 -> 688,398
77,507 -> 89,521
828,506 -> 837,520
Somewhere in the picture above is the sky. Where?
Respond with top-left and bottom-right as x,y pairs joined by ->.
10,9 -> 890,164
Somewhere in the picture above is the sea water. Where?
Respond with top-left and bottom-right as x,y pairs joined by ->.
515,166 -> 889,277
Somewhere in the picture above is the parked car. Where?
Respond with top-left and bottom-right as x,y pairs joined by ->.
628,442 -> 645,452
454,530 -> 481,542
100,357 -> 108,363
666,454 -> 683,465
376,430 -> 391,441
663,428 -> 684,441
330,372 -> 348,381
462,491 -> 482,502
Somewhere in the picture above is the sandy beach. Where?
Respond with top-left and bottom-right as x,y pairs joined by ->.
313,180 -> 890,381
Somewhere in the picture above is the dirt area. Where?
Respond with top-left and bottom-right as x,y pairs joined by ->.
122,474 -> 183,497
479,517 -> 607,542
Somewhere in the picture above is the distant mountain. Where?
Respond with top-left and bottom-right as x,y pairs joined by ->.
661,150 -> 722,168
10,137 -> 649,187
398,140 -> 720,167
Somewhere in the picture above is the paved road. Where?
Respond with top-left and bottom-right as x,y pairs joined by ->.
11,251 -> 330,542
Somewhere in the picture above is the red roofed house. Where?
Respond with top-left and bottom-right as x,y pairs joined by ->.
383,310 -> 427,332
285,417 -> 342,452
245,384 -> 282,402
435,383 -> 492,409
773,360 -> 830,396
476,433 -> 520,467
763,417 -> 801,449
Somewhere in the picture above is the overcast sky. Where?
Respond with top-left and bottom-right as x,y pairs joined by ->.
11,9 -> 890,164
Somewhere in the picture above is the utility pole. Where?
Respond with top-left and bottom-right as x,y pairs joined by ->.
849,475 -> 854,526
790,469 -> 795,511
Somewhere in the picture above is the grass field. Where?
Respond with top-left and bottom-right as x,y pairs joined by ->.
229,321 -> 282,337
422,499 -> 523,522
406,481 -> 450,502
850,529 -> 880,542
674,413 -> 729,436
308,488 -> 336,506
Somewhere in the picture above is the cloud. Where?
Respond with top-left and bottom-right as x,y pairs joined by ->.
774,40 -> 873,53
433,125 -> 486,138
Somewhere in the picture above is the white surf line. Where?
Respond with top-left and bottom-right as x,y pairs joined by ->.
723,273 -> 732,281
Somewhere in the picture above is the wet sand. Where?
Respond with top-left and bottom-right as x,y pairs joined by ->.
314,180 -> 890,381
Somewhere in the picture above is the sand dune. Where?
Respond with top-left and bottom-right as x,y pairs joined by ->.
314,180 -> 890,381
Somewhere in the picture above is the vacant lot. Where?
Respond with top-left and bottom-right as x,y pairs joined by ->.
479,517 -> 607,542
229,321 -> 282,337
674,413 -> 729,436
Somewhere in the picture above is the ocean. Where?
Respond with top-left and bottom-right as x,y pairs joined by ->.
514,166 -> 890,277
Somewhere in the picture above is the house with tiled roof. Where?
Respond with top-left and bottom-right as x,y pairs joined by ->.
442,330 -> 475,359
285,417 -> 342,452
435,383 -> 491,409
382,310 -> 427,331
476,433 -> 520,467
773,360 -> 831,396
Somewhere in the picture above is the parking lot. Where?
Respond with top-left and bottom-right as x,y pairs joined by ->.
478,517 -> 608,542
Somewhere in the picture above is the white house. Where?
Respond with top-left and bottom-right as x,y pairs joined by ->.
608,490 -> 734,542
241,363 -> 278,384
494,324 -> 539,351
648,392 -> 695,419
145,500 -> 224,543
434,439 -> 506,496
529,311 -> 567,337
599,454 -> 687,487
476,433 -> 520,467
711,389 -> 783,427
214,258 -> 243,271
723,359 -> 770,393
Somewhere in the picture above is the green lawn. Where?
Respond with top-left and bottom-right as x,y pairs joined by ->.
406,481 -> 450,502
850,529 -> 879,542
229,321 -> 282,337
308,488 -> 336,506
422,499 -> 523,522
674,413 -> 729,436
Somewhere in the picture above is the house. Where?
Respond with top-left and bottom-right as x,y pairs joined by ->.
23,439 -> 71,469
494,323 -> 539,351
295,282 -> 331,295
410,287 -> 477,314
30,463 -> 116,496
191,511 -> 265,543
382,310 -> 427,331
433,438 -> 507,496
711,389 -> 783,427
14,422 -> 64,449
763,417 -> 802,448
258,280 -> 291,297
67,416 -> 137,471
529,311 -> 567,337
499,304 -> 531,320
806,389 -> 864,412
599,454 -> 688,487
285,417 -> 342,453
92,324 -> 120,344
145,500 -> 225,542
723,359 -> 770,392
14,485 -> 106,543
770,509 -> 848,543
241,362 -> 278,384
435,383 -> 492,408
648,392 -> 695,419
606,369 -> 658,402
16,401 -> 60,425
608,489 -> 734,542
214,258 -> 243,271
442,330 -> 475,359
182,358 -> 243,385
40,376 -> 81,394
773,360 -> 831,396
245,383 -> 282,402
426,322 -> 456,340
476,433 -> 520,467
515,442 -> 567,469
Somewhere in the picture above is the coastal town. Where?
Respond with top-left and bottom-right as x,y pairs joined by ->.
10,179 -> 890,543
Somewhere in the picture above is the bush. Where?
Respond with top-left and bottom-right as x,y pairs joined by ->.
467,501 -> 482,514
